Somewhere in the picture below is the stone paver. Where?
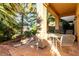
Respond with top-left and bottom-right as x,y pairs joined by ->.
0,40 -> 55,56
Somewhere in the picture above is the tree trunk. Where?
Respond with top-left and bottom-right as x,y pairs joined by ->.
20,13 -> 24,41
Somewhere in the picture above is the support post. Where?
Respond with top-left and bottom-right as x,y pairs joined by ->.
76,4 -> 79,44
55,16 -> 60,33
37,3 -> 47,40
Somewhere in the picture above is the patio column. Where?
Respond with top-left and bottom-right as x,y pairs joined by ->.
55,16 -> 60,33
76,4 -> 79,44
37,3 -> 47,40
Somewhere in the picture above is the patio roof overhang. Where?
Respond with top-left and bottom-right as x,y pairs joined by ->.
37,3 -> 79,43
44,3 -> 77,17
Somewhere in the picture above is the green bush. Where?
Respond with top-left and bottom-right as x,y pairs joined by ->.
24,29 -> 37,37
24,31 -> 32,37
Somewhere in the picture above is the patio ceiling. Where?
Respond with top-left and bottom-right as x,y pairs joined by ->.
44,3 -> 77,17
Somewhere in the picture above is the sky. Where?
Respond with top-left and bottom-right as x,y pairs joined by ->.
61,15 -> 75,21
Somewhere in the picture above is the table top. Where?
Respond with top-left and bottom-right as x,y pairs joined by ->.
48,33 -> 62,38
48,33 -> 75,38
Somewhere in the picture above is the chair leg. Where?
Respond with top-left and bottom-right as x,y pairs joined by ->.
59,43 -> 63,52
55,40 -> 57,49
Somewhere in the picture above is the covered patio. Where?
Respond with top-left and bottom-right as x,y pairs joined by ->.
36,3 -> 79,55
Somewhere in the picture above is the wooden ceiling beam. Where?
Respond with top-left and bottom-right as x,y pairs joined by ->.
49,4 -> 60,16
43,3 -> 60,18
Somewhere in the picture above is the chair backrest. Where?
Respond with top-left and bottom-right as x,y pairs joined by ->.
60,34 -> 75,46
66,30 -> 73,34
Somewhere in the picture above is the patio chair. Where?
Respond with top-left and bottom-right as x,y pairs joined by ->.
58,34 -> 75,46
56,34 -> 75,51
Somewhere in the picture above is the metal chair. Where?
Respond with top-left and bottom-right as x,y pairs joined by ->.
57,34 -> 75,51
